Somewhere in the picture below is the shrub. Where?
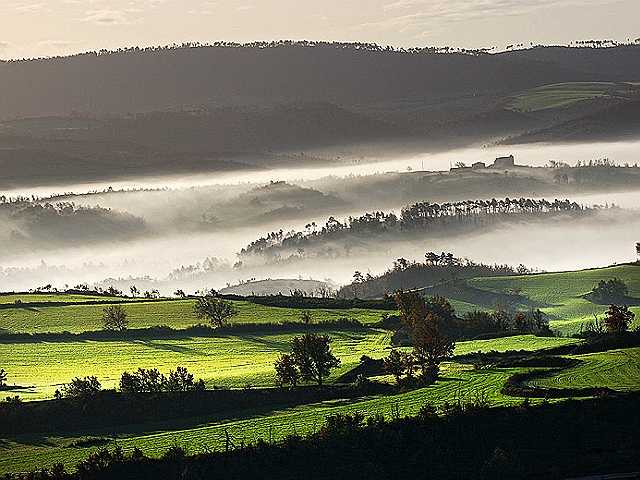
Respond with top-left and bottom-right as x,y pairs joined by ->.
63,376 -> 101,398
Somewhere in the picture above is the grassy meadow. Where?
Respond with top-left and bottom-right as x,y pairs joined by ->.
0,332 -> 629,475
468,264 -> 640,334
0,328 -> 392,400
0,297 -> 385,334
1,264 -> 639,474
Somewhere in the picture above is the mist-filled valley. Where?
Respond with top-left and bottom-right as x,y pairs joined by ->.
2,37 -> 640,480
1,140 -> 639,295
1,43 -> 640,295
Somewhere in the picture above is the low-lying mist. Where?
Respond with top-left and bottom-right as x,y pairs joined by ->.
1,140 -> 639,294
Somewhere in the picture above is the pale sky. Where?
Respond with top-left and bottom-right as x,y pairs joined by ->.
1,0 -> 638,60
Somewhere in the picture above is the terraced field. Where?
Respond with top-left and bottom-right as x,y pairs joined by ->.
1,265 -> 639,476
0,365 -> 523,474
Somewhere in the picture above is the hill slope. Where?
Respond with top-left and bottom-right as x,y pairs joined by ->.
4,43 -> 639,120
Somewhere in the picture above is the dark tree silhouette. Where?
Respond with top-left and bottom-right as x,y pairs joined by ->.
604,304 -> 635,332
410,314 -> 454,383
274,353 -> 300,388
291,333 -> 340,387
382,350 -> 405,385
63,376 -> 101,398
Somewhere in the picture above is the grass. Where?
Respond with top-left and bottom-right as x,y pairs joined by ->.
0,328 -> 392,400
0,365 -> 525,474
0,296 -> 386,334
0,330 -> 637,474
452,334 -> 580,356
468,264 -> 640,334
1,261 -> 640,475
530,347 -> 640,391
506,81 -> 628,112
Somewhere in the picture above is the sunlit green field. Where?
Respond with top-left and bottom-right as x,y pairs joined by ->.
469,265 -> 640,334
0,297 -> 386,334
507,81 -> 627,112
531,347 -> 640,391
0,365 -> 524,474
0,328 -> 392,400
1,264 -> 639,476
2,329 -> 639,475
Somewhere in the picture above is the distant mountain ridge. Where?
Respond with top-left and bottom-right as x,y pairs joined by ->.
3,43 -> 639,120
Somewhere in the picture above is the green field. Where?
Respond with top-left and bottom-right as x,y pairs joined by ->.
530,347 -> 640,391
469,264 -> 640,334
507,81 -> 629,112
0,328 -> 392,400
0,364 -> 526,474
1,264 -> 640,475
0,297 -> 385,334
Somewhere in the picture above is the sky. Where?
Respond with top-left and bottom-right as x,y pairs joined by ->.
1,0 -> 638,60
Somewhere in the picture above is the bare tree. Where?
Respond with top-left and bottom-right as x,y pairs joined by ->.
102,305 -> 128,331
193,296 -> 238,328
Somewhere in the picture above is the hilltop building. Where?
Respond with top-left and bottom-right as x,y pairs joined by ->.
492,155 -> 515,168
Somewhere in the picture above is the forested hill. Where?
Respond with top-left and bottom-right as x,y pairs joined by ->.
2,42 -> 640,120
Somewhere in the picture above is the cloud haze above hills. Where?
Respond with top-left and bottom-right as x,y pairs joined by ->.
1,0 -> 638,59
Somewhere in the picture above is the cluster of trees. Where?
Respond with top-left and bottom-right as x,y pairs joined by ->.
274,333 -> 341,387
396,292 -> 551,341
590,277 -> 629,302
120,367 -> 205,393
240,197 -> 585,257
57,366 -> 205,399
59,376 -> 102,399
399,198 -> 582,229
341,255 -> 533,299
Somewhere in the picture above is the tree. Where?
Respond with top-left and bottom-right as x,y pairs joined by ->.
291,333 -> 340,386
193,295 -> 238,328
393,290 -> 455,382
0,369 -> 7,388
102,305 -> 128,331
411,314 -> 454,383
383,350 -> 405,385
591,278 -> 629,302
604,304 -> 635,332
63,376 -> 101,398
394,290 -> 428,325
166,366 -> 205,392
274,353 -> 300,387
636,242 -> 640,259
130,285 -> 139,298
300,310 -> 312,325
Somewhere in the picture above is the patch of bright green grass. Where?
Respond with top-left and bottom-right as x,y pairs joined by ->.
507,81 -> 625,112
453,334 -> 580,356
0,297 -> 386,334
530,347 -> 640,391
469,265 -> 640,333
0,328 -> 392,400
0,366 -> 525,474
